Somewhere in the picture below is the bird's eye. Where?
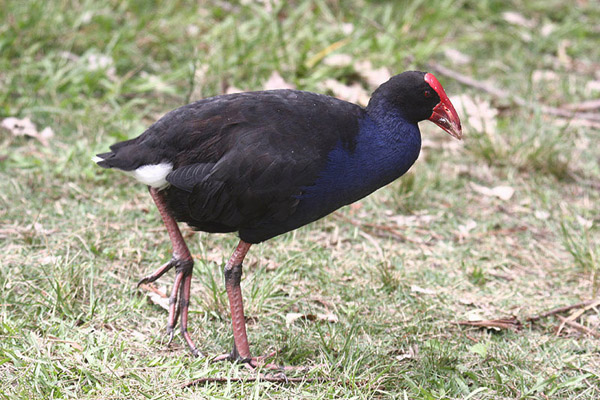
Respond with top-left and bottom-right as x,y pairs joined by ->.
424,90 -> 432,98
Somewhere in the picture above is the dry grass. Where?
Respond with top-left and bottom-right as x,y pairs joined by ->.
1,0 -> 600,399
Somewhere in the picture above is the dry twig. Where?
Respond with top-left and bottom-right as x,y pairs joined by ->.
456,316 -> 522,331
556,316 -> 600,339
563,99 -> 600,112
333,213 -> 426,244
138,283 -> 168,298
182,374 -> 329,387
527,299 -> 599,322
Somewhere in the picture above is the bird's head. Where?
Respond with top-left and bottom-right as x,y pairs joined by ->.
368,71 -> 462,140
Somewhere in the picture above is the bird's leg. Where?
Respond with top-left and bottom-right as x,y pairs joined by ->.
212,240 -> 259,363
224,240 -> 253,361
138,186 -> 201,357
211,240 -> 318,372
212,241 -> 282,369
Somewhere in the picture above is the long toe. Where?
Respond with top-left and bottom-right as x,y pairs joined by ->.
137,258 -> 178,287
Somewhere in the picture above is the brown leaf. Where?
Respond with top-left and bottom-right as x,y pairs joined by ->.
450,94 -> 497,134
354,60 -> 392,89
139,284 -> 169,311
410,285 -> 436,295
323,53 -> 353,68
456,219 -> 477,240
443,48 -> 471,65
585,80 -> 600,95
470,182 -> 515,200
390,214 -> 437,227
285,312 -> 338,327
564,98 -> 600,112
502,11 -> 535,28
1,117 -> 54,146
263,71 -> 295,91
394,344 -> 419,362
532,70 -> 559,84
320,79 -> 370,106
225,86 -> 243,94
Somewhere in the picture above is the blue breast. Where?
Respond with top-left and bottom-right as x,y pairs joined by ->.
296,112 -> 422,220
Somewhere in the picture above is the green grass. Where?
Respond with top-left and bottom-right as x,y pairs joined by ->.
1,0 -> 600,398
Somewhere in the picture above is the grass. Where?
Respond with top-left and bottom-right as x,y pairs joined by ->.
1,0 -> 600,398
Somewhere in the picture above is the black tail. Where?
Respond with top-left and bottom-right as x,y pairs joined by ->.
93,138 -> 145,171
94,152 -> 115,168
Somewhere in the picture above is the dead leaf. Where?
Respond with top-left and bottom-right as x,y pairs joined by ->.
84,53 -> 117,80
39,255 -> 60,265
410,285 -> 436,295
450,94 -> 497,134
576,215 -> 593,229
532,70 -> 560,84
85,53 -> 112,69
395,344 -> 419,362
389,214 -> 437,227
225,86 -> 243,94
139,72 -> 172,93
540,23 -> 556,37
24,222 -> 57,236
263,71 -> 295,91
563,99 -> 600,112
502,11 -> 535,28
323,53 -> 353,68
443,48 -> 471,65
585,80 -> 600,95
285,312 -> 338,327
1,117 -> 54,146
320,79 -> 370,106
470,182 -> 515,201
341,23 -> 354,35
240,0 -> 280,13
354,60 -> 392,89
457,219 -> 477,239
186,24 -> 200,36
139,284 -> 169,311
40,127 -> 54,141
587,314 -> 600,329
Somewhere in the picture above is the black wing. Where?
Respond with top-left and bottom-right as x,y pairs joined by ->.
100,90 -> 364,237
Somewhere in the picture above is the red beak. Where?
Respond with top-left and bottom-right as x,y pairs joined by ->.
424,73 -> 462,140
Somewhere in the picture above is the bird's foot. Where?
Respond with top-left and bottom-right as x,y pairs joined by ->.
212,350 -> 312,372
212,350 -> 275,368
137,256 -> 202,357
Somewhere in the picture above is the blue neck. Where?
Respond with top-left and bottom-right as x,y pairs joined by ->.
300,102 -> 422,211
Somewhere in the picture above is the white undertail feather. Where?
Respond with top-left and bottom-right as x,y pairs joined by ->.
126,163 -> 173,189
94,154 -> 173,189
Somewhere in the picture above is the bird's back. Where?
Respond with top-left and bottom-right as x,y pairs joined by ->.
97,89 -> 366,242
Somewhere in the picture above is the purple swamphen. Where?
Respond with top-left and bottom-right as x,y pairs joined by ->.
95,71 -> 462,368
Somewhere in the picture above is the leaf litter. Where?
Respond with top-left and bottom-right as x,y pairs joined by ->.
1,117 -> 54,146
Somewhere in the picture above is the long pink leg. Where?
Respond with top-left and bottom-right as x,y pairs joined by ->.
138,186 -> 200,356
214,240 -> 308,371
224,240 -> 253,360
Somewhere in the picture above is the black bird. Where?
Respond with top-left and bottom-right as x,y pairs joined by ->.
95,71 -> 462,367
